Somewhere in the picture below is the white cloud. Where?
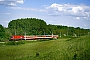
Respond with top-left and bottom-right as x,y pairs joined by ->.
76,17 -> 80,20
5,20 -> 10,23
48,20 -> 54,23
5,13 -> 10,14
0,0 -> 24,6
7,2 -> 16,6
17,0 -> 24,4
8,7 -> 46,12
84,24 -> 87,26
0,0 -> 4,1
45,3 -> 90,20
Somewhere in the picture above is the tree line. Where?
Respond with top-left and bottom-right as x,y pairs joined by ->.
0,18 -> 90,41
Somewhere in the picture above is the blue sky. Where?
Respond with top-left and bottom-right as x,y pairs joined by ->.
0,0 -> 90,29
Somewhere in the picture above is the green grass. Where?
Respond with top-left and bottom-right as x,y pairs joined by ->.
0,35 -> 90,60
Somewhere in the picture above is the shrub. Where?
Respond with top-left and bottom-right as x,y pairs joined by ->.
5,40 -> 26,45
5,41 -> 16,45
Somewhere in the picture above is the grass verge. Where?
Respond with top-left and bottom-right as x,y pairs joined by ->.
0,35 -> 90,60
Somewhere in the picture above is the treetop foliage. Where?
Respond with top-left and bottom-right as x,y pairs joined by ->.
0,18 -> 90,41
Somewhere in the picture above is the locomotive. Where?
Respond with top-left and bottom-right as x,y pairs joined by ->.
10,35 -> 24,41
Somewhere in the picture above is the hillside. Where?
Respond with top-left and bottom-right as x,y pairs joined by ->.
0,35 -> 90,60
0,18 -> 90,41
8,18 -> 90,36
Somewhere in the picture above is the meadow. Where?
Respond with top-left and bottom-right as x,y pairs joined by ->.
0,35 -> 90,60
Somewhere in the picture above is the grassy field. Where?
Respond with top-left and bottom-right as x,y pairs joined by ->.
0,35 -> 90,60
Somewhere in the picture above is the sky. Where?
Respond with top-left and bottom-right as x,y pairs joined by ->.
0,0 -> 90,29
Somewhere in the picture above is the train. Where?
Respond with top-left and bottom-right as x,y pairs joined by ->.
10,35 -> 58,41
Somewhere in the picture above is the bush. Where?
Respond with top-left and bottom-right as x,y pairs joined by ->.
5,40 -> 26,45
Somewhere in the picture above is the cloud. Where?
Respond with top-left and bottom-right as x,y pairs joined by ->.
8,7 -> 46,12
0,0 -> 24,6
45,3 -> 90,20
16,0 -> 24,4
5,13 -> 10,14
5,20 -> 10,23
84,24 -> 87,26
76,17 -> 80,20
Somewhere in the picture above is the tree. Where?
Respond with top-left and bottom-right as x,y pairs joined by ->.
8,18 -> 47,35
0,24 -> 7,41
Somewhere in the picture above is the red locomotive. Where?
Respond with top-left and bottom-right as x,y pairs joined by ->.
10,35 -> 24,41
